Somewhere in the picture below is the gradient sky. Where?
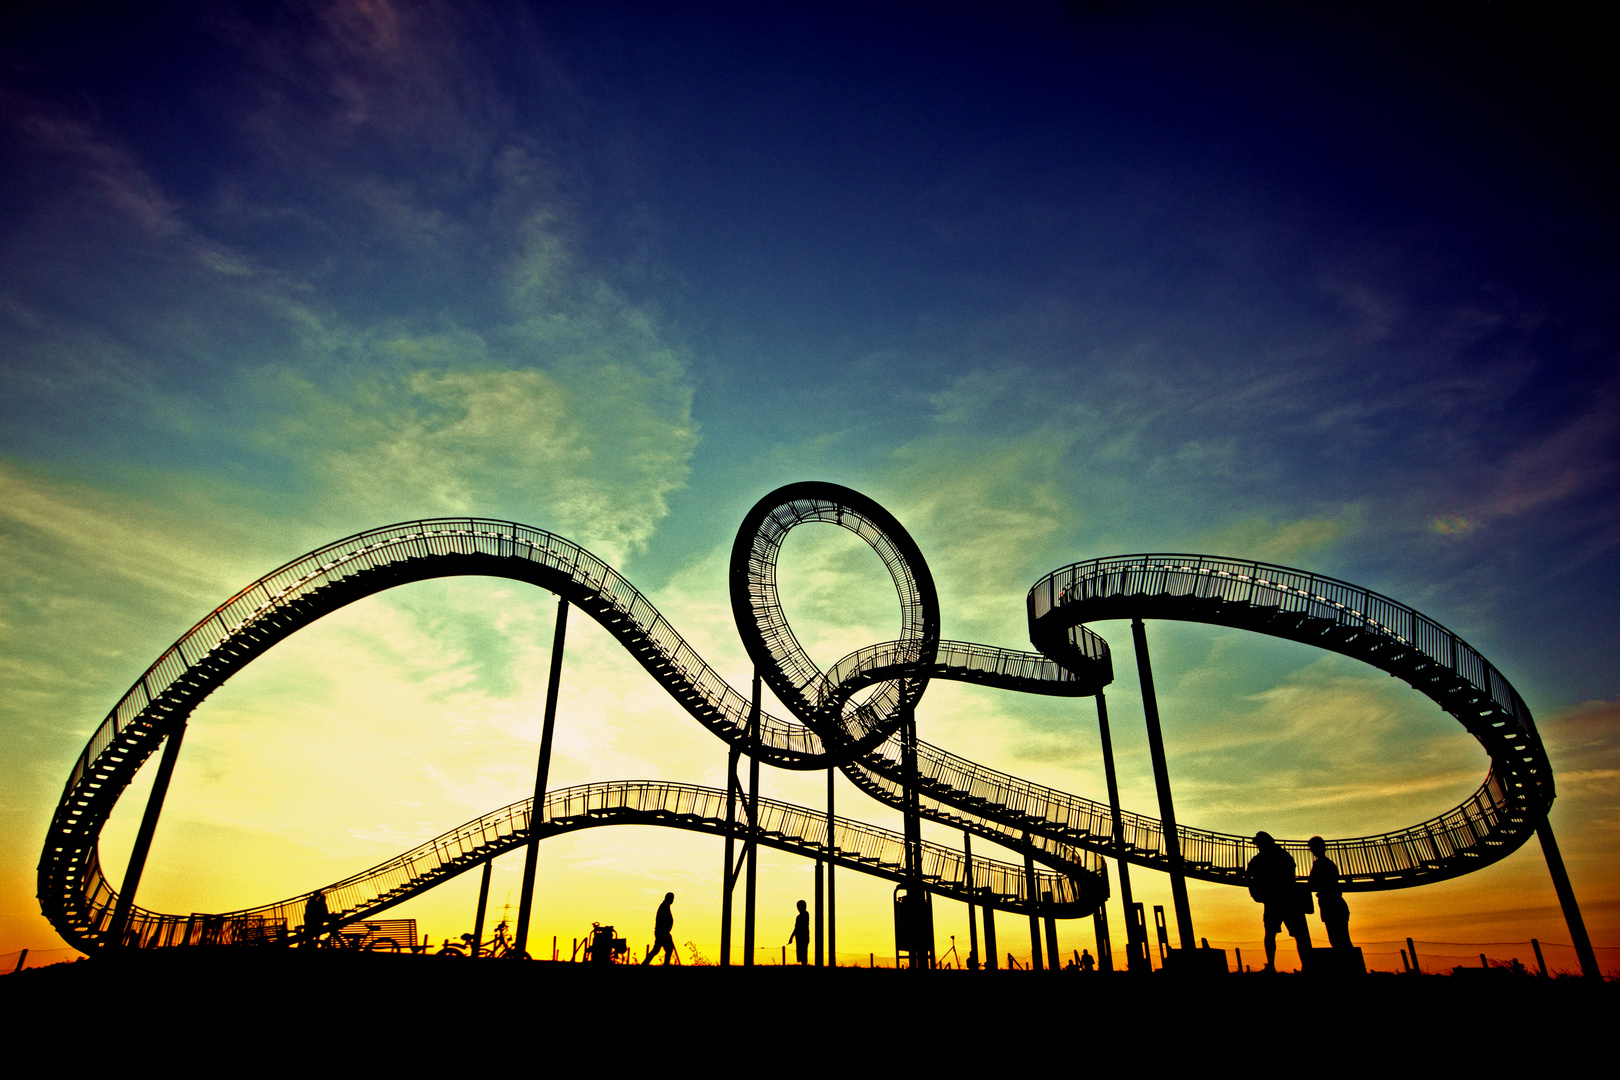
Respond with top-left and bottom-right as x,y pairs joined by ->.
2,2 -> 1615,970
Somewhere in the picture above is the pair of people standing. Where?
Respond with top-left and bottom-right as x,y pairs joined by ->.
1248,832 -> 1352,971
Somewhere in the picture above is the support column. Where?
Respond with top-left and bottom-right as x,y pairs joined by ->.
1537,816 -> 1601,978
1024,840 -> 1044,971
815,859 -> 824,967
744,673 -> 761,966
1132,619 -> 1195,952
1042,893 -> 1059,971
721,737 -> 741,967
964,831 -> 980,969
827,768 -> 836,967
472,858 -> 493,958
1096,691 -> 1146,971
901,705 -> 926,968
516,597 -> 568,958
1092,870 -> 1113,972
983,889 -> 998,970
109,720 -> 189,948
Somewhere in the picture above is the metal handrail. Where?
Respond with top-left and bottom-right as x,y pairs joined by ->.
85,780 -> 1095,949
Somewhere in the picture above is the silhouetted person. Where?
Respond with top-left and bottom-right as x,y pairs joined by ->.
1308,836 -> 1353,950
1248,832 -> 1311,971
643,892 -> 676,965
1079,949 -> 1095,972
303,889 -> 328,947
788,899 -> 810,965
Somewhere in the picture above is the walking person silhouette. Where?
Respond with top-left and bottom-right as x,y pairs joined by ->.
1248,832 -> 1311,971
787,899 -> 810,965
643,892 -> 676,965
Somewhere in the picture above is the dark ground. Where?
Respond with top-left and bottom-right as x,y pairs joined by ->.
4,948 -> 1610,1057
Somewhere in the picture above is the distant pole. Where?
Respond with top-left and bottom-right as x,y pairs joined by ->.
472,858 -> 493,957
744,672 -> 761,966
1536,816 -> 1601,978
1096,692 -> 1145,971
1132,619 -> 1196,951
515,596 -> 568,957
827,767 -> 836,966
964,831 -> 980,969
109,720 -> 189,948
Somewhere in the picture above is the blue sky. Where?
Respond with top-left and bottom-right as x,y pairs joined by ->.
2,2 -> 1615,965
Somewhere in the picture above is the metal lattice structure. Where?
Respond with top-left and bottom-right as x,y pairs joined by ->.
38,482 -> 1568,958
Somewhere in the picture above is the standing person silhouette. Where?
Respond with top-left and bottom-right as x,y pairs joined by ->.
643,892 -> 676,965
1248,832 -> 1311,971
303,889 -> 328,948
1308,836 -> 1353,950
788,899 -> 810,965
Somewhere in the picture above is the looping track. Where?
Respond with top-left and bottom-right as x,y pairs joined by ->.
39,485 -> 1554,953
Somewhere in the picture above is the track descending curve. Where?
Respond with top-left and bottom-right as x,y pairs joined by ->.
92,781 -> 1098,950
39,483 -> 1555,954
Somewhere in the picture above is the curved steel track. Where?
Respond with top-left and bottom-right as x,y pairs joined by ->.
39,484 -> 1553,952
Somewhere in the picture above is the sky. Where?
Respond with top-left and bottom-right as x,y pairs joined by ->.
1,1 -> 1615,972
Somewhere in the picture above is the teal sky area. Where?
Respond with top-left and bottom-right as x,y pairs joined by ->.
2,2 -> 1615,966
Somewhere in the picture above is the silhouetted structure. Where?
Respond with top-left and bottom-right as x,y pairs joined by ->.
37,483 -> 1599,979
643,893 -> 675,965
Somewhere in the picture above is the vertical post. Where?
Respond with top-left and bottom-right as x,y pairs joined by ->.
983,889 -> 999,970
1406,937 -> 1421,974
1536,816 -> 1601,978
472,858 -> 493,958
109,721 -> 189,947
1132,619 -> 1196,951
827,767 -> 836,967
1023,841 -> 1043,971
516,597 -> 568,957
1531,939 -> 1548,978
1096,692 -> 1146,971
901,705 -> 925,968
721,738 -> 740,967
964,831 -> 980,969
1043,893 -> 1059,970
1092,870 -> 1113,972
744,673 -> 761,966
815,859 -> 824,967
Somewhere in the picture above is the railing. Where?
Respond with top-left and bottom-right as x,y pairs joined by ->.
87,780 -> 1094,947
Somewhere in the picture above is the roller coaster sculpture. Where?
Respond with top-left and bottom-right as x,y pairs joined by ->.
37,482 -> 1597,974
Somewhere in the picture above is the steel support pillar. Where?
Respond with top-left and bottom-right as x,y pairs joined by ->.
826,767 -> 836,967
983,889 -> 998,970
1537,816 -> 1600,978
1043,894 -> 1059,971
109,720 -> 189,947
744,672 -> 761,966
516,597 -> 568,957
1097,692 -> 1147,971
815,859 -> 824,967
1132,619 -> 1196,951
1023,841 -> 1043,971
1092,877 -> 1113,972
721,736 -> 741,967
472,858 -> 493,958
901,705 -> 926,968
964,831 -> 980,969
